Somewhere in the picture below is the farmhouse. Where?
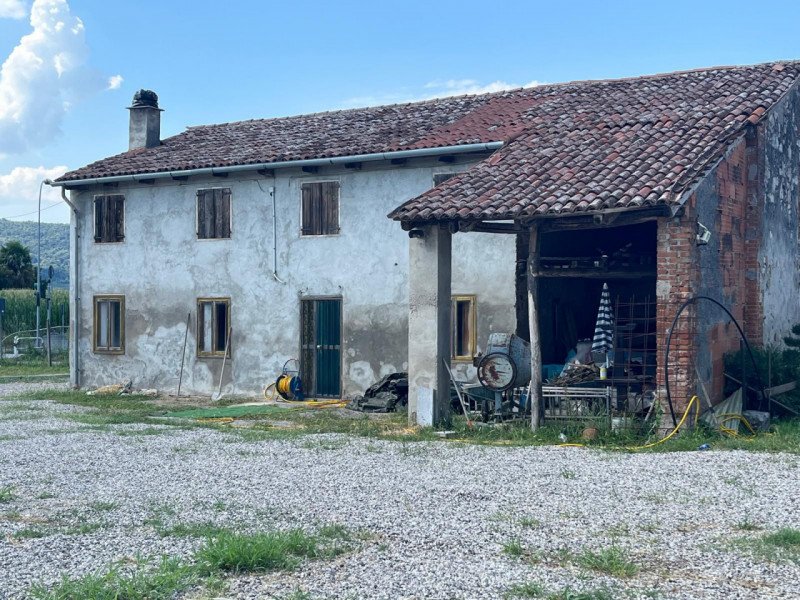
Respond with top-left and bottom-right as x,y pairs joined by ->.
53,61 -> 800,424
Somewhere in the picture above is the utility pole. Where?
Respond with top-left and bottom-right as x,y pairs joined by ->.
36,178 -> 53,350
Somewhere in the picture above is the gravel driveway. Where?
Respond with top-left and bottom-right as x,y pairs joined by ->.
1,383 -> 799,599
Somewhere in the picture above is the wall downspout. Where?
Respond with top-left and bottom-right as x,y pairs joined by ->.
270,185 -> 284,284
58,187 -> 81,388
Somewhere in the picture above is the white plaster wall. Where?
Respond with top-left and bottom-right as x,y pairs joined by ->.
72,158 -> 515,397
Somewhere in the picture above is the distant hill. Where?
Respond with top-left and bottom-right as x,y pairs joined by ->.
0,219 -> 69,288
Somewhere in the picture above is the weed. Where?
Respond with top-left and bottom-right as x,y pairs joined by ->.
90,501 -> 118,512
318,523 -> 351,541
503,539 -> 525,558
519,517 -> 541,529
549,587 -> 614,600
13,526 -> 48,540
576,546 -> 638,578
36,491 -> 56,500
282,590 -> 313,600
639,521 -> 660,533
560,469 -> 577,480
505,582 -> 546,598
195,529 -> 319,574
0,485 -> 14,503
65,522 -> 105,535
30,555 -> 198,600
762,528 -> 800,548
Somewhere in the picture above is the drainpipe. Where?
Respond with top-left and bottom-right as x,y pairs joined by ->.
270,185 -> 285,284
58,186 -> 81,388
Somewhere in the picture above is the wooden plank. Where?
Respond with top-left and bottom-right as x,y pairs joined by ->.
537,269 -> 656,279
114,195 -> 125,241
527,223 -> 542,431
323,182 -> 339,234
196,191 -> 205,237
221,189 -> 231,237
93,197 -> 103,242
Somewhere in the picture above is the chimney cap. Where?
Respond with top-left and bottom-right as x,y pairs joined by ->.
130,89 -> 159,109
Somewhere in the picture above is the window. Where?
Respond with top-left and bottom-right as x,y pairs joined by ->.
196,188 -> 231,239
93,295 -> 124,353
93,195 -> 125,243
301,181 -> 339,235
433,173 -> 456,186
197,298 -> 231,357
452,295 -> 476,361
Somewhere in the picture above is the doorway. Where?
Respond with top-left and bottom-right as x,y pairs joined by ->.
300,298 -> 342,398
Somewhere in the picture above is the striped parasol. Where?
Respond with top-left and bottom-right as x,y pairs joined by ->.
591,282 -> 614,354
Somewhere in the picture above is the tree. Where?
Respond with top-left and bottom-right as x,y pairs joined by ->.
0,240 -> 35,289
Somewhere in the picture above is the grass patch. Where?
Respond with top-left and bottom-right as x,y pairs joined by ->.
502,539 -> 525,558
90,501 -> 118,512
0,353 -> 69,379
575,546 -> 638,578
519,517 -> 541,529
13,526 -> 49,540
505,582 -> 546,598
195,529 -> 319,574
763,528 -> 800,548
0,485 -> 14,503
31,525 -> 353,599
505,583 -> 614,600
30,556 -> 199,600
734,527 -> 800,563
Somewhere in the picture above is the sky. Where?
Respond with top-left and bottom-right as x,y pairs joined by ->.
0,0 -> 799,224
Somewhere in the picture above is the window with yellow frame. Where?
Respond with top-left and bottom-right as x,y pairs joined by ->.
93,295 -> 125,354
452,295 -> 476,361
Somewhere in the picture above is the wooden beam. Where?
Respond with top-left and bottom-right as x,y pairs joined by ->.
527,223 -> 542,431
472,222 -> 522,234
302,166 -> 319,174
536,269 -> 656,279
536,207 -> 669,232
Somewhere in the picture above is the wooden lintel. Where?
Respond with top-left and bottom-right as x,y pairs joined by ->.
212,171 -> 229,178
538,208 -> 667,232
171,175 -> 189,182
257,169 -> 275,177
438,155 -> 456,163
344,162 -> 362,170
302,166 -> 319,174
537,269 -> 656,279
390,158 -> 407,166
472,223 -> 522,234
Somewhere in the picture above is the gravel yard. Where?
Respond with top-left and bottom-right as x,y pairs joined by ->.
1,383 -> 800,599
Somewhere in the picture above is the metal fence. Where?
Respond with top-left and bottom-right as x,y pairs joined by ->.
1,326 -> 69,357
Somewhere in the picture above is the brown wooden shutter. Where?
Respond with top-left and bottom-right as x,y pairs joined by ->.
198,190 -> 217,238
94,197 -> 104,242
322,182 -> 339,234
103,196 -> 115,242
113,196 -> 125,241
220,189 -> 231,238
301,184 -> 313,235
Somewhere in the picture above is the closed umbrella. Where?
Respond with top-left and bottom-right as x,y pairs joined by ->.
591,282 -> 613,356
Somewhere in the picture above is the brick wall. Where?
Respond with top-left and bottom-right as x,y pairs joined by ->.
656,136 -> 763,412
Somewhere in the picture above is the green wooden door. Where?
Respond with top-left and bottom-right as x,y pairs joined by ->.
301,298 -> 342,398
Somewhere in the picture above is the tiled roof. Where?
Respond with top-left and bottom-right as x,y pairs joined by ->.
57,94 -> 505,182
390,61 -> 800,222
60,62 -> 800,225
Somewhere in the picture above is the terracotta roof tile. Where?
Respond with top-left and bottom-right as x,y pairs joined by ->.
390,61 -> 800,221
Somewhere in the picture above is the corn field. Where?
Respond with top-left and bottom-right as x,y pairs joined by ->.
0,288 -> 70,338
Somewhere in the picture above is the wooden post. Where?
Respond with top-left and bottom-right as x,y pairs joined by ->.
46,297 -> 52,367
527,223 -> 542,431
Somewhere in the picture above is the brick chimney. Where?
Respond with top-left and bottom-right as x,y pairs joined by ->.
128,89 -> 162,150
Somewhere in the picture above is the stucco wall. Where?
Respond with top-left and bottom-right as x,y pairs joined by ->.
760,82 -> 800,346
71,157 -> 515,397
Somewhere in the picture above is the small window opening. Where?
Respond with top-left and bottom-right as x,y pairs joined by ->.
301,182 -> 340,235
197,298 -> 231,357
93,295 -> 124,353
452,295 -> 476,361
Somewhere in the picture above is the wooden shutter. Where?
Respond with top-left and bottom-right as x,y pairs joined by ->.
112,196 -> 125,241
94,197 -> 104,242
321,182 -> 339,234
197,190 -> 213,238
301,184 -> 315,235
214,188 -> 231,238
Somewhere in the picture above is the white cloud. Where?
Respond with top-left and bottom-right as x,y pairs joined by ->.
0,0 -> 120,156
0,165 -> 70,223
106,74 -> 123,90
341,78 -> 543,108
0,0 -> 27,19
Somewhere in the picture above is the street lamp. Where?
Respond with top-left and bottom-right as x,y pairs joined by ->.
36,178 -> 53,348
